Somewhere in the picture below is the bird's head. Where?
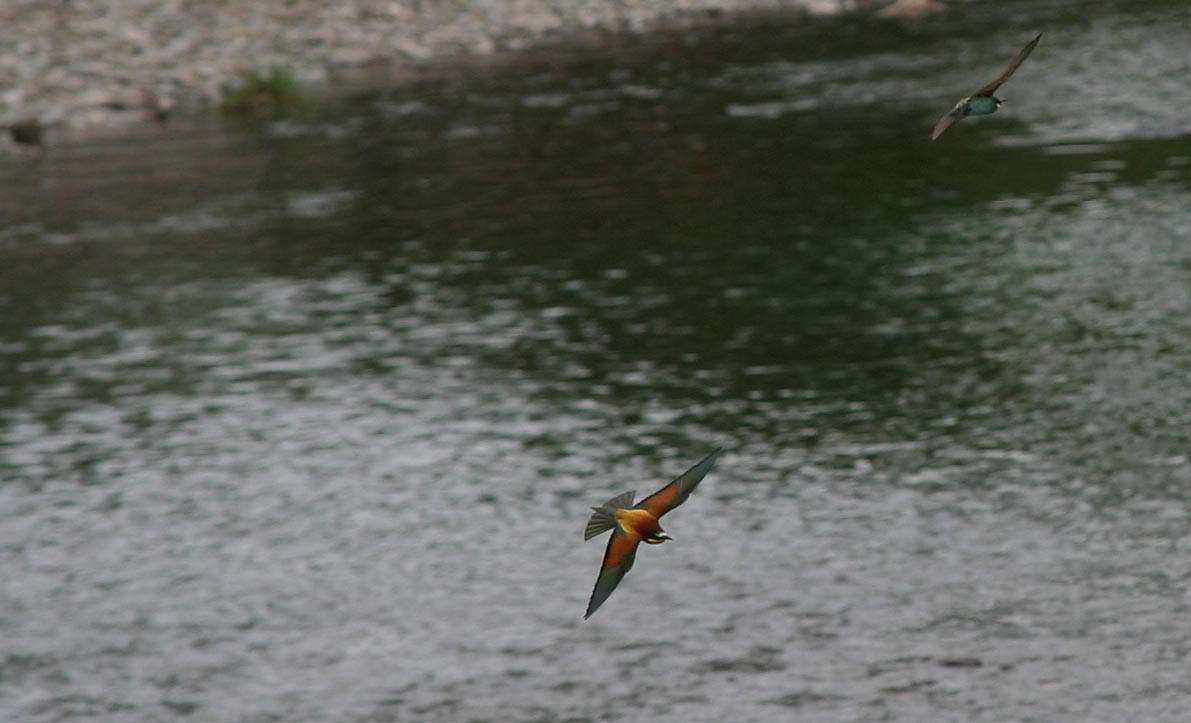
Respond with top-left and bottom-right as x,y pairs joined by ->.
646,531 -> 672,545
994,97 -> 1006,107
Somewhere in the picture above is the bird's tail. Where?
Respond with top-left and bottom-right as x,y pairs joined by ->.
583,491 -> 635,540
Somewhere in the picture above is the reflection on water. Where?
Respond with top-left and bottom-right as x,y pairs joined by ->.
3,2 -> 1191,721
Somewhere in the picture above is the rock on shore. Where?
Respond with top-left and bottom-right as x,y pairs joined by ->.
0,0 -> 864,140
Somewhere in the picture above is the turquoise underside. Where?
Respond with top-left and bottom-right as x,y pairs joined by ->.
967,96 -> 1000,115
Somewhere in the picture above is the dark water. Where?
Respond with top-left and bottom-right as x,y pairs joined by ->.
3,2 -> 1191,721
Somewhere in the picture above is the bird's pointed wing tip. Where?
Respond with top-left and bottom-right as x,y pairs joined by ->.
974,32 -> 1043,97
584,531 -> 640,619
931,112 -> 960,140
636,448 -> 723,518
700,446 -> 725,466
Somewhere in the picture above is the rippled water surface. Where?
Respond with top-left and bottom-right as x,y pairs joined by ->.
3,2 -> 1191,721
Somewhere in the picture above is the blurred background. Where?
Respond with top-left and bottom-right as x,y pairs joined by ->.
2,1 -> 1191,721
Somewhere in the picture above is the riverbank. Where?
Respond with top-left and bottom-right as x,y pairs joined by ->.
0,0 -> 910,145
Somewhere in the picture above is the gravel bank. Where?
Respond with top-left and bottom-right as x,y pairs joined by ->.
0,0 -> 863,142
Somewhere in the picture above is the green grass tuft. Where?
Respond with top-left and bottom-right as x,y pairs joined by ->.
221,67 -> 307,113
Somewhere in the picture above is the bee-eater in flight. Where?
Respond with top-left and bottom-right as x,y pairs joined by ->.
932,32 -> 1042,141
582,448 -> 722,619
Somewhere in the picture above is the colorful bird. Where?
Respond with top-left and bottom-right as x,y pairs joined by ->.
931,32 -> 1042,141
582,448 -> 722,619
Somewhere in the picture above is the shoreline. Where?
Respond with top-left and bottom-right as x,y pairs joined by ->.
0,0 -> 884,146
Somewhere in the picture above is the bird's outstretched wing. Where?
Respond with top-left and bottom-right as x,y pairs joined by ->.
584,529 -> 641,619
975,32 -> 1042,97
635,448 -> 722,520
931,107 -> 965,141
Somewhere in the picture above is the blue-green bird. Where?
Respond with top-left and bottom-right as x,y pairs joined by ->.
931,32 -> 1042,141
